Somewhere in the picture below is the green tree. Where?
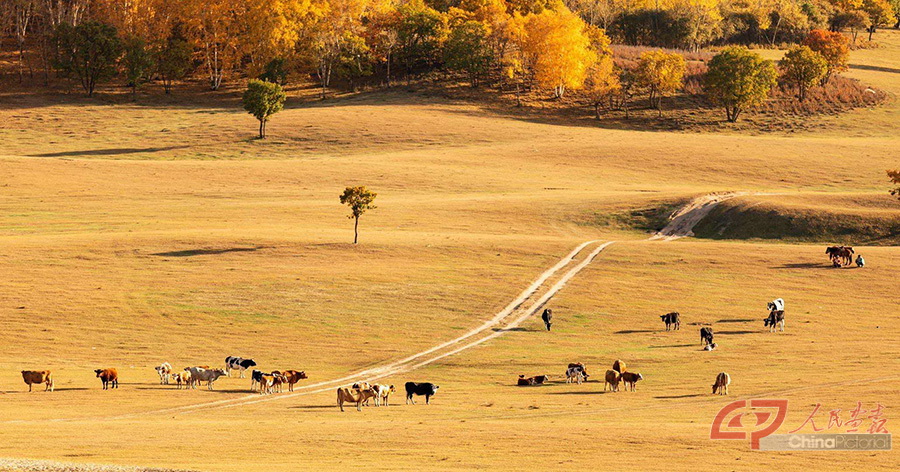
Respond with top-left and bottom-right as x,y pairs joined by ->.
444,20 -> 493,87
156,34 -> 193,94
122,36 -> 155,97
704,47 -> 777,123
54,21 -> 123,96
635,50 -> 686,117
242,79 -> 286,139
340,186 -> 378,244
259,58 -> 289,85
396,0 -> 445,83
779,45 -> 827,101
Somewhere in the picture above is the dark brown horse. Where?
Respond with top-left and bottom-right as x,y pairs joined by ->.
826,246 -> 854,266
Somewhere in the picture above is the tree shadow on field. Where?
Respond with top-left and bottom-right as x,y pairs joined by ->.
615,329 -> 657,334
772,262 -> 830,269
151,246 -> 265,257
29,146 -> 190,157
654,394 -> 705,399
849,64 -> 900,74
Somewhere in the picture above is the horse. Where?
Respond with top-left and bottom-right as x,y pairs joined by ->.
826,246 -> 854,266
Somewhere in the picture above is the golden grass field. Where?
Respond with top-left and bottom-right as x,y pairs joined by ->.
0,31 -> 898,471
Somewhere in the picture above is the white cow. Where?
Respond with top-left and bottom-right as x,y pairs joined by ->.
186,367 -> 227,390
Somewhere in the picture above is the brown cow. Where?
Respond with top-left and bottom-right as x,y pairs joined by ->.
612,360 -> 626,374
604,370 -> 620,392
620,372 -> 644,391
21,370 -> 53,392
94,368 -> 118,390
282,370 -> 308,392
337,386 -> 376,412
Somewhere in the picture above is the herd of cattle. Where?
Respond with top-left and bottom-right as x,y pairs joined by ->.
19,297 -> 790,407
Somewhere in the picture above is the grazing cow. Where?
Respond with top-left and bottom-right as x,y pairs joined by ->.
767,298 -> 785,313
700,327 -> 714,347
712,372 -> 731,395
225,357 -> 257,378
565,363 -> 589,384
405,382 -> 439,405
155,362 -> 172,385
612,360 -> 626,374
94,368 -> 118,390
187,367 -> 227,390
517,375 -> 549,386
620,372 -> 644,392
541,308 -> 553,331
660,312 -> 681,331
337,386 -> 377,412
372,384 -> 396,406
604,370 -> 620,392
258,373 -> 285,395
281,370 -> 308,392
21,370 -> 53,392
764,311 -> 785,332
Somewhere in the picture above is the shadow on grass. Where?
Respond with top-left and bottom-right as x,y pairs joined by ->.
648,344 -> 694,349
29,145 -> 189,157
289,405 -> 342,410
716,319 -> 756,323
654,394 -> 705,399
718,330 -> 756,335
151,246 -> 265,257
492,327 -> 531,332
615,329 -> 657,334
772,262 -> 831,269
547,390 -> 611,395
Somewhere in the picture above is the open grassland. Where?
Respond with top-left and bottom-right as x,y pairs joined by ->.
0,32 -> 898,472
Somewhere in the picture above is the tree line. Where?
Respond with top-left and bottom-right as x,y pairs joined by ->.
0,0 -> 890,122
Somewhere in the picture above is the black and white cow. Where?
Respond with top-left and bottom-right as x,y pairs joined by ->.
405,382 -> 439,405
700,327 -> 714,347
225,356 -> 257,378
541,308 -> 553,331
660,312 -> 680,331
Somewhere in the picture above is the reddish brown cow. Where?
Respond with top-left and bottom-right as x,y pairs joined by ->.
282,370 -> 308,392
94,368 -> 118,390
21,370 -> 53,392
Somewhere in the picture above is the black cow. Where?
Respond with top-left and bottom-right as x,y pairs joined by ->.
700,327 -> 714,346
405,382 -> 439,405
541,308 -> 553,331
764,311 -> 785,332
250,369 -> 271,391
660,312 -> 680,331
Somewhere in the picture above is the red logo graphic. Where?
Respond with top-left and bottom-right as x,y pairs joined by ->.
711,399 -> 789,449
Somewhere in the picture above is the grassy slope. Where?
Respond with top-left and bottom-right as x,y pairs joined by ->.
0,32 -> 898,471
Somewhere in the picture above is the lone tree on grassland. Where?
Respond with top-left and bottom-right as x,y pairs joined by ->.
340,186 -> 377,244
242,79 -> 286,139
889,169 -> 900,200
704,47 -> 777,123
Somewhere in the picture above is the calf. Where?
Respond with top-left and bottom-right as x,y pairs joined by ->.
604,370 -> 620,392
337,386 -> 377,412
94,368 -> 118,390
660,312 -> 680,331
700,327 -> 714,347
712,372 -> 731,395
171,372 -> 191,389
372,384 -> 396,406
405,382 -> 439,405
21,370 -> 53,392
620,372 -> 643,392
155,362 -> 172,384
225,356 -> 257,378
565,363 -> 588,384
